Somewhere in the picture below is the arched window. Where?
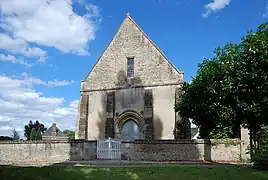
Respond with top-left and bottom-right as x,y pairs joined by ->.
120,119 -> 140,140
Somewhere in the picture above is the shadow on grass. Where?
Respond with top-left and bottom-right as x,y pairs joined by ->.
1,165 -> 268,180
0,166 -> 148,180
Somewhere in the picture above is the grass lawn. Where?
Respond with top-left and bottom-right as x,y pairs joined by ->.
1,165 -> 268,180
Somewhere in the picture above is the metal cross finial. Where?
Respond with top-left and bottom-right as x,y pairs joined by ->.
126,12 -> 130,16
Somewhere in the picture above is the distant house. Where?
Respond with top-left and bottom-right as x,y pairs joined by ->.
42,123 -> 68,141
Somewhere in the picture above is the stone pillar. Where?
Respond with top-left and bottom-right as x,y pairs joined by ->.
174,87 -> 182,139
105,91 -> 115,138
51,123 -> 57,140
240,126 -> 250,162
77,94 -> 89,139
144,89 -> 153,140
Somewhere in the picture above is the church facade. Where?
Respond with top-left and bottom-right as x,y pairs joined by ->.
75,14 -> 184,140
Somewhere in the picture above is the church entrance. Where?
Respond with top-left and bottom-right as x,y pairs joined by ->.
120,119 -> 140,140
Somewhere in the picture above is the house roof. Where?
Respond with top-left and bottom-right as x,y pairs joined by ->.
42,126 -> 67,137
191,127 -> 199,139
84,13 -> 184,81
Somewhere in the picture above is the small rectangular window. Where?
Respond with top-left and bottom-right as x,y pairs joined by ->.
127,57 -> 134,77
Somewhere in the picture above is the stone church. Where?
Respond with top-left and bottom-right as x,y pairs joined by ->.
75,14 -> 185,141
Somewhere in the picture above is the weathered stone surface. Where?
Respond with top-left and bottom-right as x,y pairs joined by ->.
151,85 -> 179,139
81,15 -> 183,92
0,139 -> 246,165
76,15 -> 184,140
106,91 -> 115,117
115,88 -> 145,116
76,94 -> 89,139
77,91 -> 106,140
105,92 -> 115,138
122,139 -> 243,162
144,117 -> 153,140
105,118 -> 114,138
0,140 -> 96,163
144,89 -> 153,140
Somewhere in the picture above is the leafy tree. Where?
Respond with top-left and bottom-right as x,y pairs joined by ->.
0,136 -> 13,141
29,128 -> 37,140
63,130 -> 75,139
238,24 -> 268,133
176,55 -> 239,138
24,120 -> 46,140
175,23 -> 268,139
11,129 -> 20,140
36,128 -> 42,140
251,125 -> 268,170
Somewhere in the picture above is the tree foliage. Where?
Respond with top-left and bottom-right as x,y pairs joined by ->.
35,128 -> 42,140
24,120 -> 46,140
29,128 -> 37,140
11,129 -> 20,141
0,136 -> 13,141
250,125 -> 268,170
63,130 -> 75,139
175,23 -> 268,138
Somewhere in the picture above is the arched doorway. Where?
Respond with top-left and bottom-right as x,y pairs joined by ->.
120,119 -> 140,140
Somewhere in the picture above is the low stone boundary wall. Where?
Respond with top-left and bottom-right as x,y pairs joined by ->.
0,140 -> 96,164
0,139 -> 248,165
122,139 -> 243,162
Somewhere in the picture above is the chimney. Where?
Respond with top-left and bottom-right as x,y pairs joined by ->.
51,123 -> 57,140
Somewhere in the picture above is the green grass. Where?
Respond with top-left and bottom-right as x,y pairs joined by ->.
1,165 -> 268,180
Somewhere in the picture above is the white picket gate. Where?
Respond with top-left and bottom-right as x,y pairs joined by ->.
97,137 -> 122,160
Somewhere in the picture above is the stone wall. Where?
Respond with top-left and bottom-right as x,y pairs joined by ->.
0,140 -> 96,164
81,15 -> 183,92
78,85 -> 180,140
0,139 -> 248,165
76,15 -> 184,140
122,139 -> 243,162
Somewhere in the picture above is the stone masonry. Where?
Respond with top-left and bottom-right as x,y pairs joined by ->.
81,15 -> 183,91
76,14 -> 184,140
0,138 -> 249,165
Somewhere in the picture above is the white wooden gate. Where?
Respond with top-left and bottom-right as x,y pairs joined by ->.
97,137 -> 122,160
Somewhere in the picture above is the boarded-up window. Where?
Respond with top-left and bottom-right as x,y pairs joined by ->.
127,57 -> 134,77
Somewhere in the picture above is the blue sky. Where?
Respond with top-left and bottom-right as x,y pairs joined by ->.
0,0 -> 267,137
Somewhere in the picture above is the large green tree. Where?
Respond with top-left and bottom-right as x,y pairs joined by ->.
24,120 -> 46,140
176,54 -> 238,138
176,23 -> 268,139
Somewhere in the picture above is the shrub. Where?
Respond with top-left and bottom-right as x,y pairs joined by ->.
251,125 -> 268,170
210,127 -> 233,139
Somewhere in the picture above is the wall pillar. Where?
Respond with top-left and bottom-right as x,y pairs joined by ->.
240,126 -> 250,162
144,89 -> 153,140
105,91 -> 115,138
76,94 -> 89,139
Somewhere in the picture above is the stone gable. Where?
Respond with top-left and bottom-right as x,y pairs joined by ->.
82,15 -> 184,91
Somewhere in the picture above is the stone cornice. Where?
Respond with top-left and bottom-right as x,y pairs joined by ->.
81,82 -> 183,93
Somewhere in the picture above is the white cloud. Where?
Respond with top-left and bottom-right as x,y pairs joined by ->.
0,54 -> 31,67
202,0 -> 231,18
20,72 -> 75,87
0,0 -> 100,57
0,74 -> 78,137
0,33 -> 48,62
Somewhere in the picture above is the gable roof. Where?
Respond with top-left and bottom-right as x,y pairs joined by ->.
42,126 -> 67,137
84,13 -> 184,81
